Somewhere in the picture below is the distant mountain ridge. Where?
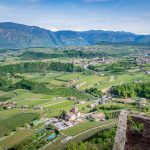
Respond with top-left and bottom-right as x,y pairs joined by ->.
0,22 -> 150,48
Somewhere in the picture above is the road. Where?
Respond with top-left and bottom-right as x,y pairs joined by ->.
42,100 -> 67,108
61,121 -> 118,143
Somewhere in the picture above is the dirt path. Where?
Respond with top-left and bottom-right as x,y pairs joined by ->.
42,100 -> 67,108
61,121 -> 118,143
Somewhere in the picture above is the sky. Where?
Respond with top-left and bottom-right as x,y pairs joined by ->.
0,0 -> 150,34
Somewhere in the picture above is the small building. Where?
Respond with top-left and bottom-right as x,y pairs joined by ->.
90,112 -> 105,121
88,103 -> 98,108
68,97 -> 77,101
0,102 -> 16,109
64,121 -> 73,127
70,106 -> 78,114
34,106 -> 43,110
145,71 -> 150,75
21,105 -> 29,109
65,106 -> 81,121
78,101 -> 86,104
65,112 -> 76,121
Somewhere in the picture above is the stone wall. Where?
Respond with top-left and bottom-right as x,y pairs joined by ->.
113,110 -> 128,150
125,115 -> 150,150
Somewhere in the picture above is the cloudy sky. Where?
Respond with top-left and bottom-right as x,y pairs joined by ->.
0,0 -> 150,34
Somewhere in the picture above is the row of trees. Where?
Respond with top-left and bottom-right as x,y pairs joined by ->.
14,79 -> 39,90
21,50 -> 110,59
0,76 -> 13,88
0,61 -> 83,74
111,82 -> 150,99
104,59 -> 137,73
85,88 -> 102,97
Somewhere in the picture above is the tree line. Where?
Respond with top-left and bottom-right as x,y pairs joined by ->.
0,61 -> 83,74
20,50 -> 111,59
111,82 -> 150,99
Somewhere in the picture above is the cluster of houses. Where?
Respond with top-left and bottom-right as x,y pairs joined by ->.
0,102 -> 43,110
136,56 -> 150,65
88,95 -> 112,108
45,105 -> 106,131
63,106 -> 82,121
0,102 -> 16,109
66,78 -> 80,87
145,71 -> 150,75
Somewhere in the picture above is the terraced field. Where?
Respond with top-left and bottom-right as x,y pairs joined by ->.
0,112 -> 39,138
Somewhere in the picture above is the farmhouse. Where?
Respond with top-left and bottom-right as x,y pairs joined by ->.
90,112 -> 105,121
68,97 -> 77,101
78,101 -> 86,104
65,106 -> 81,121
145,71 -> 150,75
34,106 -> 43,110
88,103 -> 98,108
0,102 -> 16,109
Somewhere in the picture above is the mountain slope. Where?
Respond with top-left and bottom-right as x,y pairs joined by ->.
0,22 -> 62,48
0,22 -> 150,48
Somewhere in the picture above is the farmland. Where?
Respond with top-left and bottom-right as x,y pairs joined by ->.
0,112 -> 39,138
0,45 -> 150,150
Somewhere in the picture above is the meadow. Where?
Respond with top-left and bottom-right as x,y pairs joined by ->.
0,112 -> 39,138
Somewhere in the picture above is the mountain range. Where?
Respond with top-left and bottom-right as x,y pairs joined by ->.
0,22 -> 150,49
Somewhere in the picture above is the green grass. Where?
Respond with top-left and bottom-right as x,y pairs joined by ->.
0,91 -> 6,96
0,124 -> 12,138
56,72 -> 86,82
0,113 -> 39,138
62,119 -> 118,136
95,72 -> 150,91
0,109 -> 25,120
0,129 -> 35,149
9,92 -> 51,106
45,100 -> 75,117
70,74 -> 107,90
33,85 -> 93,100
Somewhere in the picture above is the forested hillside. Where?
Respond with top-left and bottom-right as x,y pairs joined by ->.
1,22 -> 150,48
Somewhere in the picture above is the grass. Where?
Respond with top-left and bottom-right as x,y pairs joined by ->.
0,109 -> 25,120
0,113 -> 39,138
9,92 -> 51,106
0,91 -> 6,96
95,72 -> 150,91
45,100 -> 75,117
44,120 -> 118,150
33,85 -> 93,100
62,119 -> 118,136
56,72 -> 86,82
0,129 -> 35,149
0,124 -> 12,138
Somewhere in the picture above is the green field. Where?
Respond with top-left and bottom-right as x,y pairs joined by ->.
0,45 -> 150,150
0,129 -> 35,149
62,119 -> 118,136
0,112 -> 39,138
